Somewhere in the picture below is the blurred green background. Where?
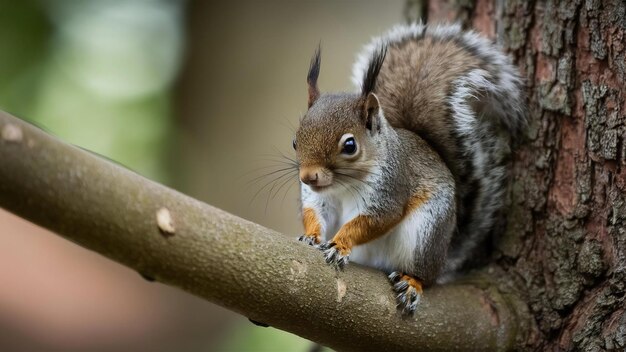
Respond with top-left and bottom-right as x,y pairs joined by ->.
0,0 -> 404,351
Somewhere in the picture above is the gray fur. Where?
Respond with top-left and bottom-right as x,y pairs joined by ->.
295,23 -> 525,296
352,23 -> 526,275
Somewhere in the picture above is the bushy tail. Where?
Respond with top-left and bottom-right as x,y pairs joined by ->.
438,25 -> 526,272
352,23 -> 527,274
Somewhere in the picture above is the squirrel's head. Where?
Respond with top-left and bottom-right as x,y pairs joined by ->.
293,45 -> 387,192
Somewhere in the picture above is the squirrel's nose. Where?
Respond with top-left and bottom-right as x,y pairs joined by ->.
299,166 -> 332,189
299,170 -> 319,186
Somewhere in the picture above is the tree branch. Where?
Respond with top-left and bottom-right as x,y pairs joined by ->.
0,110 -> 524,351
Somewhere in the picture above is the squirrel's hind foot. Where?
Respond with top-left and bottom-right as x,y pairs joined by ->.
388,272 -> 423,315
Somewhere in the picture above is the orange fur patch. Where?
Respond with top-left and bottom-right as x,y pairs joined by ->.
302,207 -> 322,242
333,215 -> 390,255
401,274 -> 424,294
331,189 -> 431,254
331,215 -> 397,255
404,189 -> 431,214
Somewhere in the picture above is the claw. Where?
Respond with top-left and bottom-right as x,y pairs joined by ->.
388,271 -> 422,316
297,234 -> 319,246
317,241 -> 335,250
393,280 -> 409,292
318,241 -> 349,269
388,271 -> 402,283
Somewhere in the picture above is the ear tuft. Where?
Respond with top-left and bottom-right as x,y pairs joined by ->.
361,44 -> 387,96
307,45 -> 321,108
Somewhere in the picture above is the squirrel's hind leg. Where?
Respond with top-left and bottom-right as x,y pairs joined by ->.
388,271 -> 423,315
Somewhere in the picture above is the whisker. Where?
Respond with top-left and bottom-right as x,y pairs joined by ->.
346,181 -> 367,210
334,171 -> 376,192
277,120 -> 295,134
250,169 -> 298,205
254,154 -> 299,164
245,167 -> 298,187
336,166 -> 382,178
280,116 -> 297,133
335,177 -> 363,214
239,143 -> 302,214
271,146 -> 299,166
238,163 -> 297,181
280,178 -> 299,208
271,172 -> 298,200
266,172 -> 299,214
264,169 -> 296,204
254,157 -> 298,167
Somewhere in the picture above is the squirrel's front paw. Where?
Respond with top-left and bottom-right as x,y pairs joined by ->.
297,234 -> 320,246
318,241 -> 350,269
388,272 -> 423,315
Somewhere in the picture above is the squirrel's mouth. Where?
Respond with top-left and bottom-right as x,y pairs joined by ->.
309,184 -> 331,192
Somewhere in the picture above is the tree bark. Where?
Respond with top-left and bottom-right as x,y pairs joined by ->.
0,110 -> 525,352
419,0 -> 626,350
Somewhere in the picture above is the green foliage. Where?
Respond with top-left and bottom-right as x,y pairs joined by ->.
218,322 -> 314,352
0,0 -> 49,115
0,0 -> 180,182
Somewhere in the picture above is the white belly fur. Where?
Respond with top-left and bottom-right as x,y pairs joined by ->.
321,189 -> 424,275
349,212 -> 420,274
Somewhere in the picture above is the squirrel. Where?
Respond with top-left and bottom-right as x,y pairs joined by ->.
294,23 -> 526,315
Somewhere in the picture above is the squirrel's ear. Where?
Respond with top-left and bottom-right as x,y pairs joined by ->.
307,46 -> 321,108
364,92 -> 381,133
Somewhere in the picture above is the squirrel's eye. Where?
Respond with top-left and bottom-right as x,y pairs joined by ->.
292,138 -> 297,150
342,137 -> 357,155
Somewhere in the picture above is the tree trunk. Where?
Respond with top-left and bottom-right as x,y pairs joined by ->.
420,0 -> 626,350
